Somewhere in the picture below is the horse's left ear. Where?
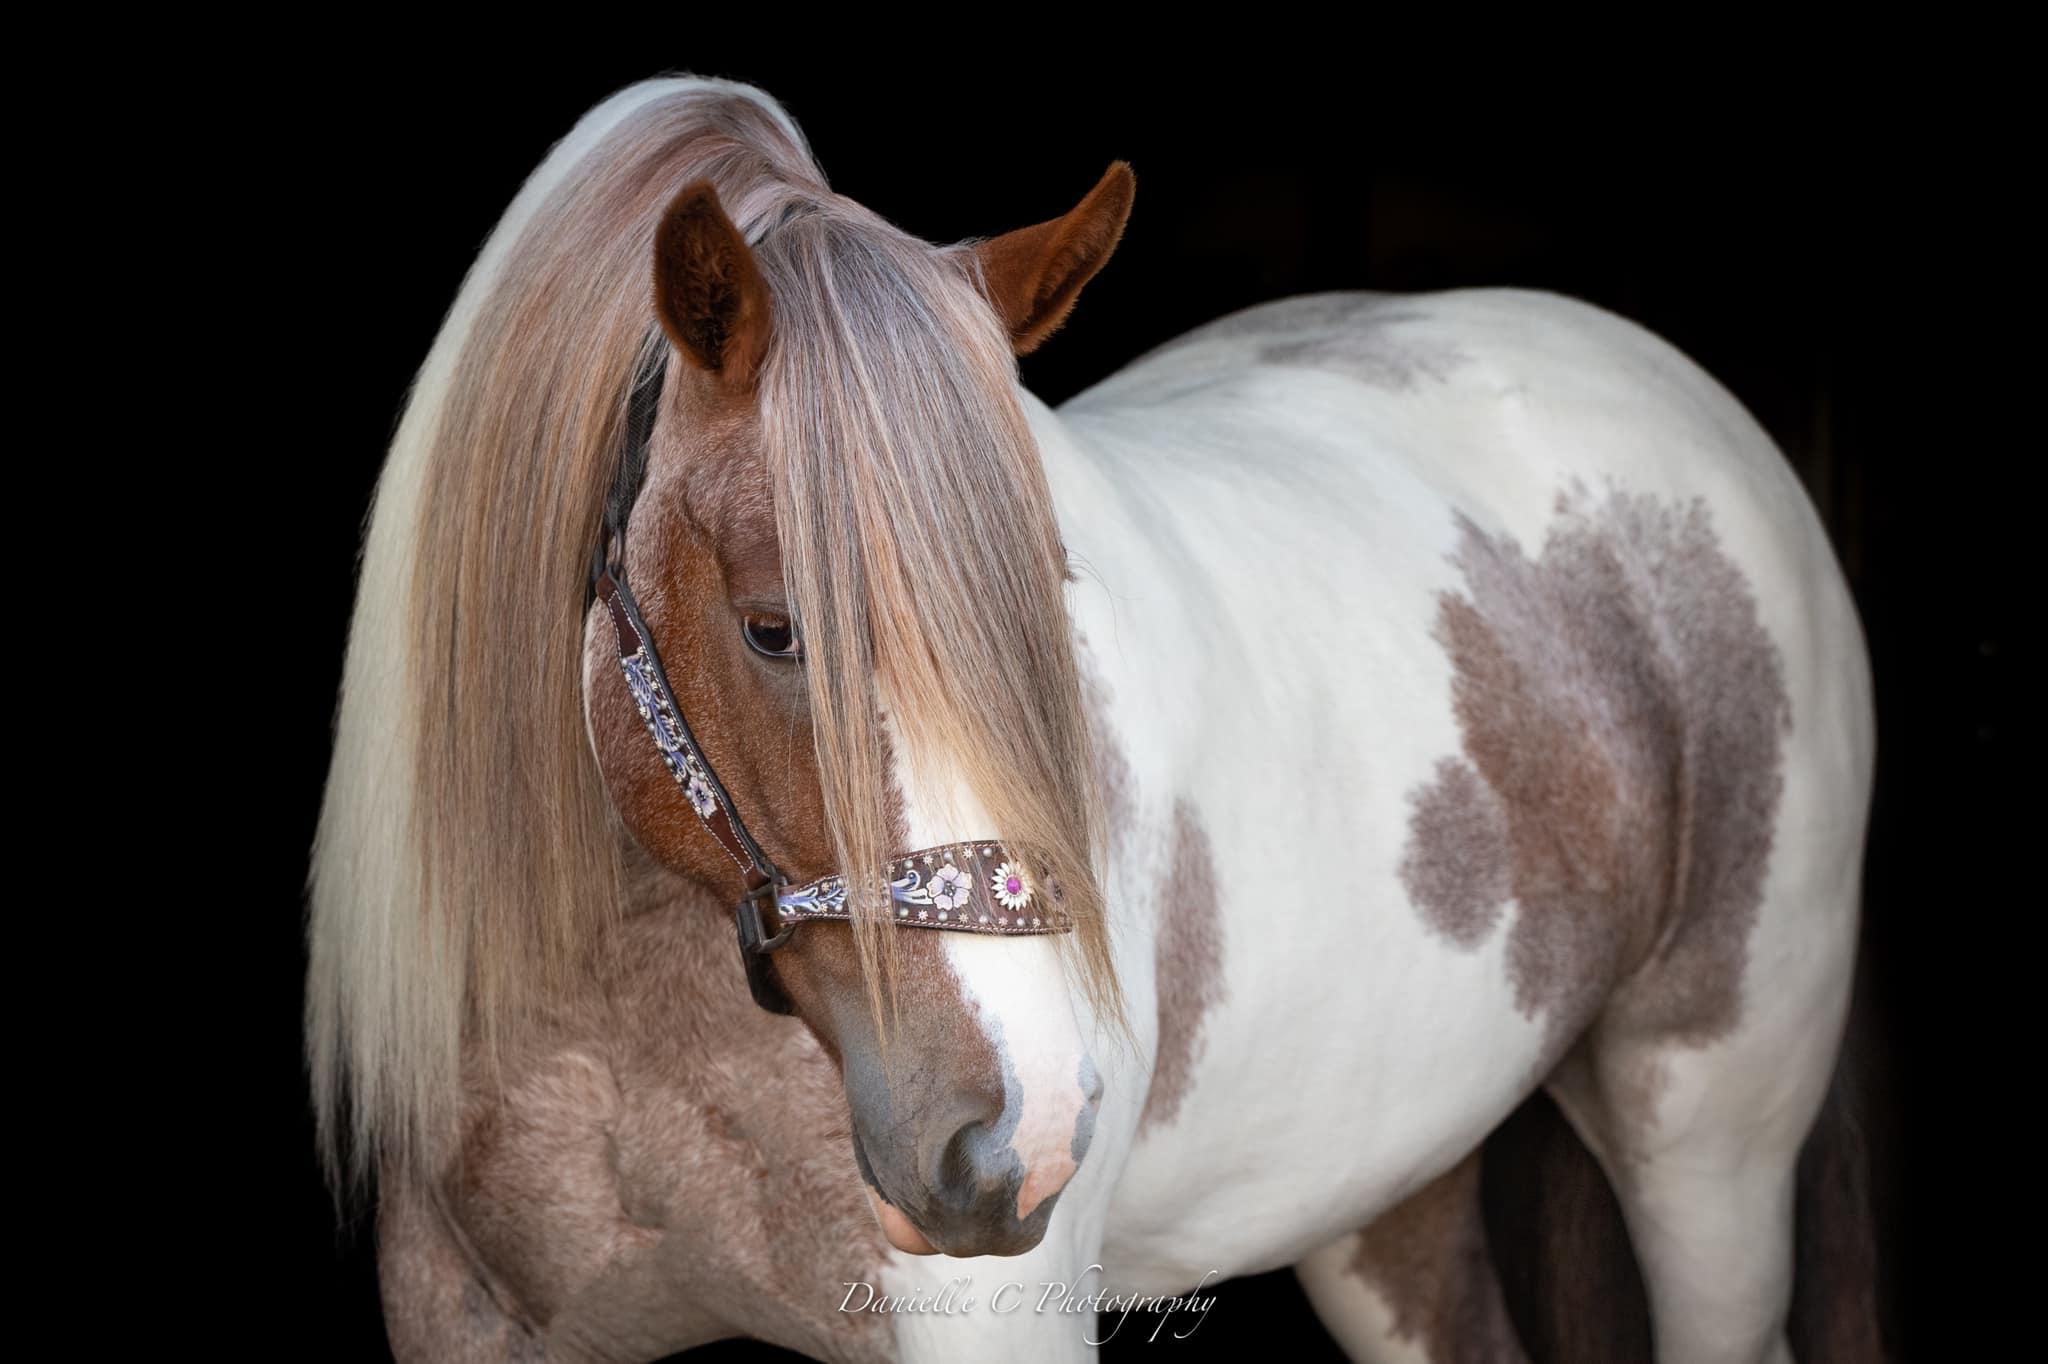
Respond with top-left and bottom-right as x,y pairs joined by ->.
654,180 -> 773,387
970,161 -> 1135,356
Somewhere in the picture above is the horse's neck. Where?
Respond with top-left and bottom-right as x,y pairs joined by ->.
1024,383 -> 1227,940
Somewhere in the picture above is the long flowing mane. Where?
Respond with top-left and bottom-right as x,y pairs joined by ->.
307,74 -> 1115,1203
754,207 -> 1116,1040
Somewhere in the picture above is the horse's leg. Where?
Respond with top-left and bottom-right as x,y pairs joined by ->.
1545,867 -> 1859,1364
376,1172 -> 546,1364
1547,1044 -> 1800,1364
1293,1151 -> 1529,1364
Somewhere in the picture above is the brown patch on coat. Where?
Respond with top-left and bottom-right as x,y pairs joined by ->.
1132,292 -> 1468,390
1401,758 -> 1512,947
377,1171 -> 546,1363
384,842 -> 894,1363
1348,1153 -> 1528,1363
1139,291 -> 1388,357
448,1046 -> 659,1324
1139,800 -> 1227,1131
1256,308 -> 1467,390
1603,1050 -> 1674,1124
1076,639 -> 1136,850
1400,484 -> 1793,1056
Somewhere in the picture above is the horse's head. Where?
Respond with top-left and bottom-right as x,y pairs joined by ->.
582,165 -> 1134,1257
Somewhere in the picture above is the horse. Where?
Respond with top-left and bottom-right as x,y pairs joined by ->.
307,74 -> 1880,1363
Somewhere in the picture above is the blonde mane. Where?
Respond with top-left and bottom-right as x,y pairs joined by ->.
307,74 -> 1118,1205
757,208 -> 1119,1042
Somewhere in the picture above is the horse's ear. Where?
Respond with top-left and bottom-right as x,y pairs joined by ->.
970,161 -> 1135,356
654,181 -> 773,387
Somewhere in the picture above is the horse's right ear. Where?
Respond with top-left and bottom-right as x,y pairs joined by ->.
654,181 -> 773,388
970,161 -> 1136,357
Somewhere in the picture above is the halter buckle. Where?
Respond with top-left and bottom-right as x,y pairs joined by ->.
733,879 -> 797,1015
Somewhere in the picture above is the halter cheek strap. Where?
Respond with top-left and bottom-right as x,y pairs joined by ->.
587,346 -> 1069,1016
593,553 -> 782,890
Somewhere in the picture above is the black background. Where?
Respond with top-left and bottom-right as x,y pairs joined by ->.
234,49 -> 2023,1363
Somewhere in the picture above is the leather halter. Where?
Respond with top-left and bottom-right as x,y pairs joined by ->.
587,349 -> 1070,1014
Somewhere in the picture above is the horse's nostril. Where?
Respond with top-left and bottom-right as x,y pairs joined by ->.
931,1114 -> 1020,1210
938,1121 -> 984,1194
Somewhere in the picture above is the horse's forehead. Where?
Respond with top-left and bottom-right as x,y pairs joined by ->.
648,388 -> 782,594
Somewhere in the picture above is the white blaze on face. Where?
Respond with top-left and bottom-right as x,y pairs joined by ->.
943,931 -> 1094,1217
881,711 -> 1100,1221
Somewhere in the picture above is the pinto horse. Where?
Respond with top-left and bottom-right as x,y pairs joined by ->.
308,75 -> 1878,1363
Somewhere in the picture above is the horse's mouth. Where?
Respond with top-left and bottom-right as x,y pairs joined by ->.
849,1124 -> 1058,1258
847,1123 -> 935,1254
863,1183 -> 940,1255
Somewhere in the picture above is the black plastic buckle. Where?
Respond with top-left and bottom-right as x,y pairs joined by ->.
734,880 -> 798,1016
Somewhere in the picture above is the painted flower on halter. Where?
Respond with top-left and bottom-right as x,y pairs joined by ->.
990,862 -> 1033,912
684,771 -> 718,820
930,863 -> 971,912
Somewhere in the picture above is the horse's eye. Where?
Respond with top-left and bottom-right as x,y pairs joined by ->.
743,612 -> 801,660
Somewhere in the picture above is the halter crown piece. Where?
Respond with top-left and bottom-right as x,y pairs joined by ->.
587,347 -> 1072,1015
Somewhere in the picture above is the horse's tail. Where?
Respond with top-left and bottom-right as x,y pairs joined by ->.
1482,1090 -> 1653,1362
1784,961 -> 1895,1361
1486,965 -> 1896,1362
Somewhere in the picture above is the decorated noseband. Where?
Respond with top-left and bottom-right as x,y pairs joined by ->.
587,348 -> 1070,1015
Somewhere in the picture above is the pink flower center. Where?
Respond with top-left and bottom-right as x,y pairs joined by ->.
1005,876 -> 1023,895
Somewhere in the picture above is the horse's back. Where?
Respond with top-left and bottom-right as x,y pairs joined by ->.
1086,286 -> 1835,560
1068,284 -> 1872,794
